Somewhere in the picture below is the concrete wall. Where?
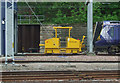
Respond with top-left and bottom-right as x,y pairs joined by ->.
40,24 -> 87,43
70,23 -> 87,44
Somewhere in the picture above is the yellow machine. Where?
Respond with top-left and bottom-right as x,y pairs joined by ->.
39,27 -> 85,54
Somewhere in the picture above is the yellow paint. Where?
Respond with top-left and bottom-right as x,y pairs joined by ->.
53,27 -> 72,29
55,29 -> 57,38
53,49 -> 60,53
97,35 -> 101,40
45,38 -> 60,48
73,50 -> 78,53
22,47 -> 24,51
79,35 -> 85,52
69,29 -> 70,37
45,49 -> 60,53
39,44 -> 45,46
66,38 -> 80,48
82,44 -> 85,48
39,27 -> 85,54
96,24 -> 103,41
46,50 -> 52,53
66,49 -> 71,53
81,35 -> 85,44
12,43 -> 14,48
54,27 -> 72,38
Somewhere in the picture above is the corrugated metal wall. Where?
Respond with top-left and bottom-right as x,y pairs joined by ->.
18,25 -> 40,53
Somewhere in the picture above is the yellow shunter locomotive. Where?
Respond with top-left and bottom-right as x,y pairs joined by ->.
39,27 -> 85,54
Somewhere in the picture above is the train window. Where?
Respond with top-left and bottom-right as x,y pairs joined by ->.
110,27 -> 114,37
110,21 -> 120,24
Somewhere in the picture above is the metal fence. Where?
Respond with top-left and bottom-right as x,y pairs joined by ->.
18,15 -> 45,24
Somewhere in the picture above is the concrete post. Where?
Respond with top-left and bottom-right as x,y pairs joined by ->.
0,2 -> 1,55
12,0 -> 15,64
5,0 -> 15,64
5,1 -> 8,64
87,0 -> 94,55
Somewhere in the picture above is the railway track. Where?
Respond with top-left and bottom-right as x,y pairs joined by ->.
2,54 -> 120,63
2,60 -> 120,63
15,53 -> 120,56
1,70 -> 120,82
2,53 -> 119,63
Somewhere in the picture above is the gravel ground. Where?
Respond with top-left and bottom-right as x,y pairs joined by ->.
1,63 -> 119,71
3,80 -> 120,83
1,55 -> 119,72
13,56 -> 119,61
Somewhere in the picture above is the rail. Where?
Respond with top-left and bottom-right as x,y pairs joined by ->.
1,70 -> 120,81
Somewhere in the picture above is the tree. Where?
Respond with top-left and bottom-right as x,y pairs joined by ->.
17,2 -> 120,24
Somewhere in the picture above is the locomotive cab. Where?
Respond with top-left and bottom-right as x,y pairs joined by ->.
93,21 -> 120,54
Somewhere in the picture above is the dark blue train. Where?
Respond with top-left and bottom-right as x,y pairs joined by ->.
93,21 -> 120,54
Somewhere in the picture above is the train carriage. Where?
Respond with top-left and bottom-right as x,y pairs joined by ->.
93,21 -> 120,54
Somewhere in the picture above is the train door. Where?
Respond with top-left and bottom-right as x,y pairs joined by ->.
119,26 -> 120,42
112,25 -> 119,44
109,26 -> 114,43
114,25 -> 117,44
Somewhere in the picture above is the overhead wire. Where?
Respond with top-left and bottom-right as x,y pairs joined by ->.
24,1 -> 86,67
25,0 -> 61,53
25,0 -> 54,38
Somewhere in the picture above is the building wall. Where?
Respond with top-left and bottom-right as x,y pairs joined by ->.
18,25 -> 40,53
70,23 -> 87,45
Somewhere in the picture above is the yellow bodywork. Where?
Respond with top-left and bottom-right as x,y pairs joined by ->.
39,27 -> 85,54
45,38 -> 60,53
97,35 -> 101,41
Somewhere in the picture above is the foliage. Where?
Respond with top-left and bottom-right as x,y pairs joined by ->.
17,2 -> 120,24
